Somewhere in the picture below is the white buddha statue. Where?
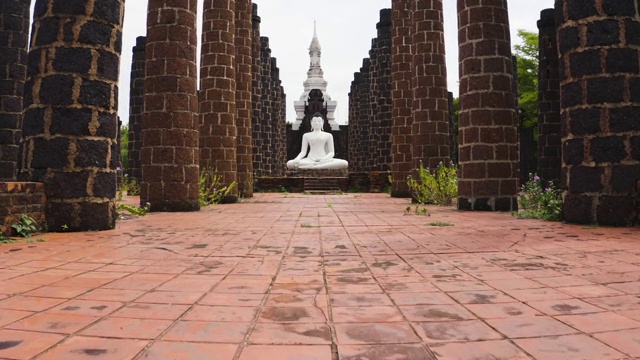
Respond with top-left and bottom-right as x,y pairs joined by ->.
287,115 -> 348,170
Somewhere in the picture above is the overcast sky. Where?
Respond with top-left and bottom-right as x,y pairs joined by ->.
31,0 -> 555,125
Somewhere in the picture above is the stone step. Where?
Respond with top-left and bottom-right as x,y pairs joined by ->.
303,177 -> 345,193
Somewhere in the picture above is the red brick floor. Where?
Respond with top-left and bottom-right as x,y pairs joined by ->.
1,193 -> 640,359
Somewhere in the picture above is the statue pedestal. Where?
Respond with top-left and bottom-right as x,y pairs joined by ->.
292,168 -> 348,178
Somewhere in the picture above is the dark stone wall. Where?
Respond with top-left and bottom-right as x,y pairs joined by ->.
556,0 -> 640,226
457,0 -> 519,212
251,4 -> 264,178
142,0 -> 200,211
21,0 -> 124,231
127,36 -> 145,182
537,8 -> 561,185
0,0 -> 30,181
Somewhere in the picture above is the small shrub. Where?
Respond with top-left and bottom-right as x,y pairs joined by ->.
427,221 -> 453,227
200,167 -> 236,206
516,173 -> 563,221
11,214 -> 38,237
407,162 -> 458,205
117,203 -> 150,216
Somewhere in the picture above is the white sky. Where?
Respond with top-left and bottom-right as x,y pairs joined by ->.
30,0 -> 555,125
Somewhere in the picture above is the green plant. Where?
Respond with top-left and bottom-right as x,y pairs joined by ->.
117,203 -> 150,216
516,173 -> 563,221
404,205 -> 430,217
407,162 -> 458,205
199,167 -> 236,206
327,203 -> 333,208
0,234 -> 16,244
11,214 -> 38,237
118,173 -> 140,200
427,221 -> 453,227
301,223 -> 314,228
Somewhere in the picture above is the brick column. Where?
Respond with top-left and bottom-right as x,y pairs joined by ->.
557,0 -> 640,225
0,0 -> 30,181
412,0 -> 450,170
260,37 -> 272,174
251,3 -> 263,177
127,36 -> 145,182
200,0 -> 237,203
21,0 -> 124,230
376,9 -> 393,172
358,59 -> 371,171
348,73 -> 362,171
536,9 -> 561,185
142,0 -> 200,212
235,0 -> 253,197
457,0 -> 519,211
278,88 -> 287,176
368,39 -> 380,172
391,0 -> 413,197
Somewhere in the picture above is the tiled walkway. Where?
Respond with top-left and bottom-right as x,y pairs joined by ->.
1,193 -> 640,359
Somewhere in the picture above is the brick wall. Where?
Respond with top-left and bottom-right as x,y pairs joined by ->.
556,0 -> 640,225
142,0 -> 200,211
0,182 -> 45,236
20,0 -> 124,230
457,0 -> 519,212
0,0 -> 30,181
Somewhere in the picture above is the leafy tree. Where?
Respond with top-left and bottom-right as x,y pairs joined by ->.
514,29 -> 539,130
120,124 -> 129,172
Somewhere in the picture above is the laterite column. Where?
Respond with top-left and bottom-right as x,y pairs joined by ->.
200,0 -> 238,203
235,0 -> 253,197
0,0 -> 30,180
127,36 -> 146,182
21,0 -> 124,230
457,0 -> 519,211
251,3 -> 263,177
142,0 -> 200,212
376,9 -> 393,171
557,0 -> 640,225
412,0 -> 450,170
391,0 -> 413,197
537,9 -> 561,185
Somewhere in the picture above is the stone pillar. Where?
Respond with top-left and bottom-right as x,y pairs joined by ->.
235,0 -> 253,197
142,0 -> 200,212
448,92 -> 458,164
376,9 -> 393,172
537,8 -> 561,185
200,0 -> 237,203
412,0 -> 450,170
358,59 -> 371,171
251,3 -> 263,177
260,37 -> 272,174
127,36 -> 145,182
348,73 -> 362,171
0,0 -> 30,181
557,0 -> 640,226
457,0 -> 519,211
21,0 -> 124,230
391,0 -> 413,197
368,39 -> 380,172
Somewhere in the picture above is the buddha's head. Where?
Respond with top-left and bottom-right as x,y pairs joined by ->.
311,116 -> 323,130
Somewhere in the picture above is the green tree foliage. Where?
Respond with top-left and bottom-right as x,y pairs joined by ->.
120,124 -> 129,172
514,29 -> 539,130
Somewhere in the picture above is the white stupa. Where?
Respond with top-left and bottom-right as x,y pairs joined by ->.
292,22 -> 339,131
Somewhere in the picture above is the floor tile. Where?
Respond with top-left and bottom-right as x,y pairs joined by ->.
48,299 -> 123,316
250,323 -> 332,344
338,344 -> 435,360
184,305 -> 258,322
555,311 -> 640,333
0,309 -> 33,327
258,306 -> 327,323
162,321 -> 250,343
332,306 -> 404,323
429,340 -> 531,360
464,302 -> 541,319
487,316 -> 579,338
527,298 -> 606,315
76,288 -> 145,302
36,336 -> 148,360
110,303 -> 190,320
399,304 -> 476,322
140,341 -> 238,359
329,293 -> 393,307
0,329 -> 65,359
334,322 -> 420,344
594,328 -> 640,357
80,317 -> 173,339
416,320 -> 504,343
515,334 -> 624,360
239,345 -> 332,360
6,313 -> 99,334
134,290 -> 204,304
199,293 -> 265,307
0,296 -> 66,312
